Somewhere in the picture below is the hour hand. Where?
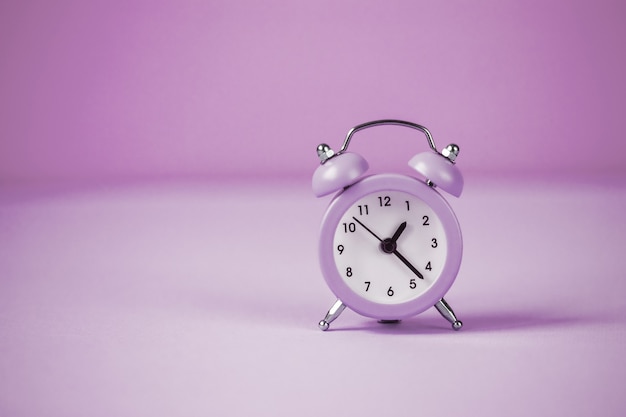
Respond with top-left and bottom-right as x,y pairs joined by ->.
389,222 -> 407,245
381,221 -> 406,253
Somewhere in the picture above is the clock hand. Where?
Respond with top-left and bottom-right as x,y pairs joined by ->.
389,221 -> 407,245
381,221 -> 406,253
391,250 -> 424,279
386,221 -> 423,279
352,216 -> 383,242
352,217 -> 424,280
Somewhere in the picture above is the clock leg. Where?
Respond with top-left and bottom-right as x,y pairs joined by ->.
435,298 -> 463,330
318,299 -> 346,331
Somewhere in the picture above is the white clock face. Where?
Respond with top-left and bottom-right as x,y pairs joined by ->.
332,190 -> 447,304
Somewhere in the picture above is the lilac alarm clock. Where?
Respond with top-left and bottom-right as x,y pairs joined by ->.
313,120 -> 464,331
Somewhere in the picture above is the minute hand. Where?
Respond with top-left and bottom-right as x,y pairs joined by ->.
352,216 -> 383,242
352,217 -> 424,280
391,250 -> 424,279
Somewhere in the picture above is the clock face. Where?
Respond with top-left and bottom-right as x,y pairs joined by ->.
318,174 -> 462,319
332,190 -> 447,305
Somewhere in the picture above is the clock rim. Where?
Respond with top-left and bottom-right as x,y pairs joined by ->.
318,173 -> 463,320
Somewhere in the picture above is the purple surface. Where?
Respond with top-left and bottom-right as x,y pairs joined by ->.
1,178 -> 625,416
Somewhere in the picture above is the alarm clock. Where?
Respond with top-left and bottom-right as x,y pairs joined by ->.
313,119 -> 464,331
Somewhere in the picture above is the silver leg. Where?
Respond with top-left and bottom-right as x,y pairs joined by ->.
435,298 -> 463,330
318,299 -> 346,331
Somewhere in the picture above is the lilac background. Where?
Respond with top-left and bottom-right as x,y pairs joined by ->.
1,0 -> 625,182
1,1 -> 626,416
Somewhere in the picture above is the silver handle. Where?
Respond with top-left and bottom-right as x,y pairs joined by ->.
339,119 -> 438,154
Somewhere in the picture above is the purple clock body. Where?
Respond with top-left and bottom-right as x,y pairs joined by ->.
317,173 -> 463,320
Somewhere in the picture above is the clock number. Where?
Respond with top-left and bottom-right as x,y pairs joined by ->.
409,279 -> 416,289
337,244 -> 344,255
387,286 -> 394,297
358,205 -> 369,215
431,238 -> 438,248
364,281 -> 371,291
343,222 -> 356,233
346,267 -> 353,277
405,201 -> 410,211
422,215 -> 430,226
378,196 -> 391,207
425,261 -> 432,271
